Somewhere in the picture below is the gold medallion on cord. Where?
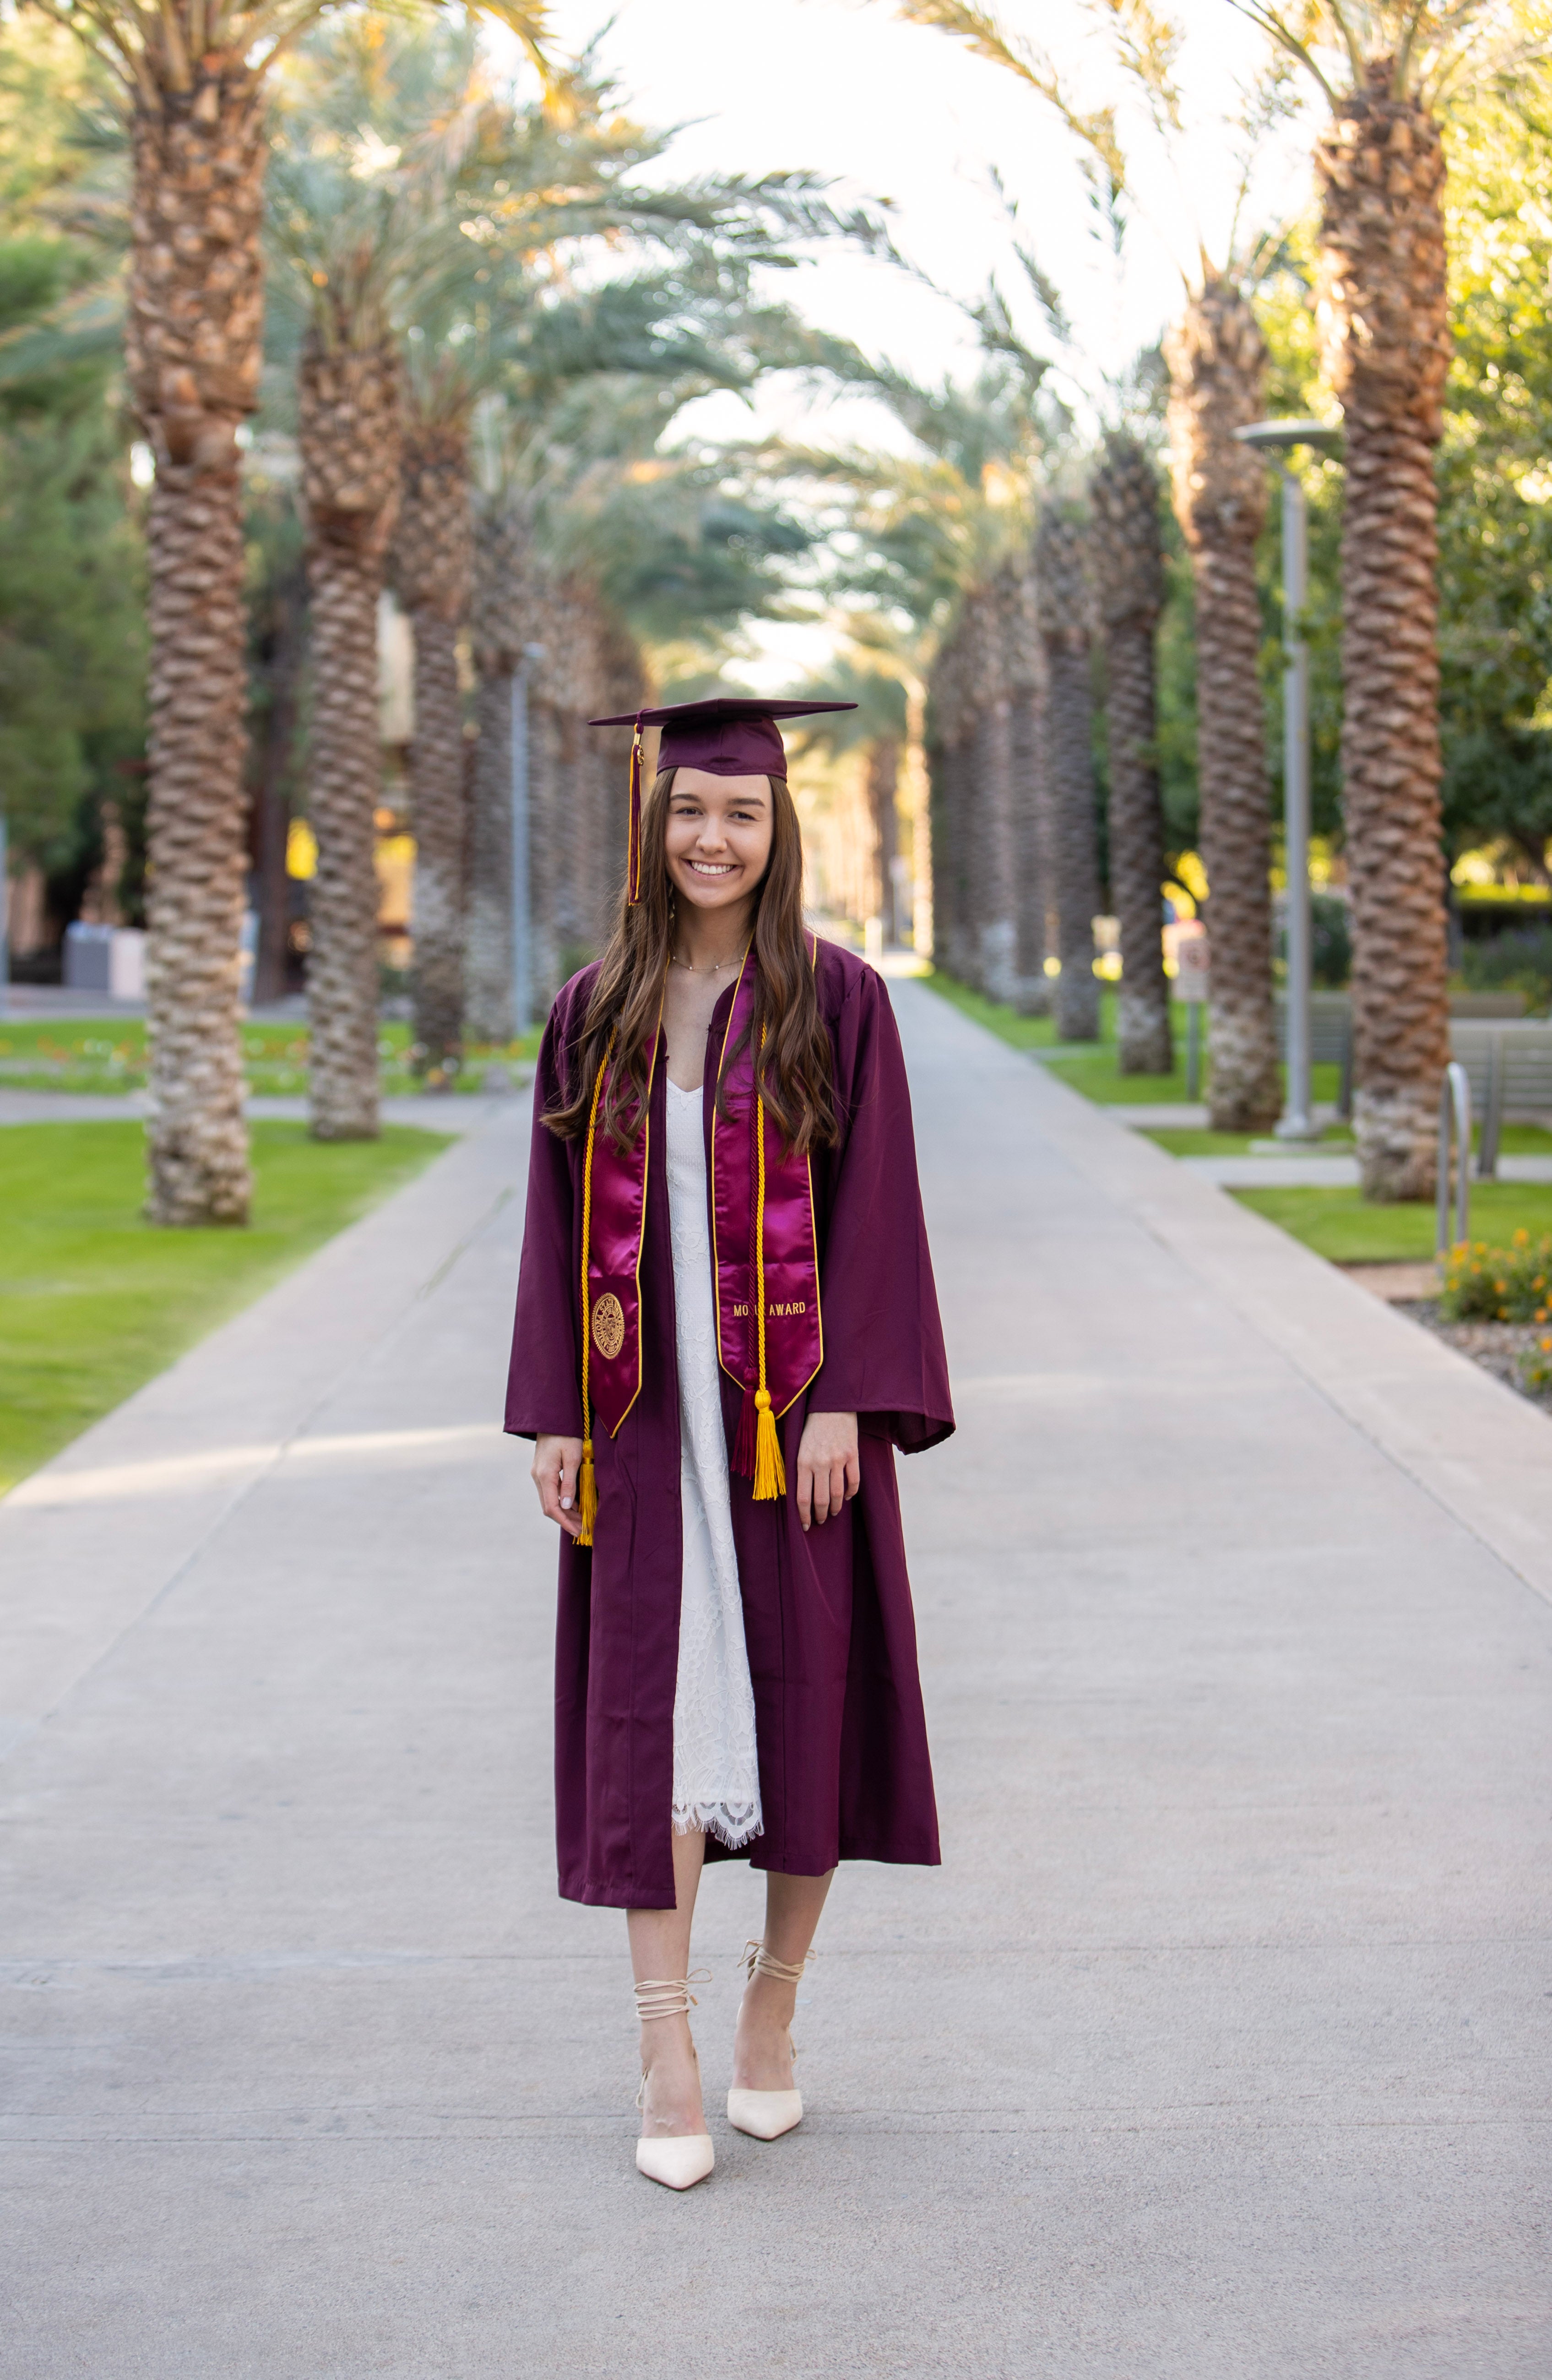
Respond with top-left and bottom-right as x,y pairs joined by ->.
591,1292 -> 625,1360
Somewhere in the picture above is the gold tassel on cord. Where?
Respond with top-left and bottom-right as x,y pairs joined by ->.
576,1437 -> 597,1546
752,1389 -> 785,1502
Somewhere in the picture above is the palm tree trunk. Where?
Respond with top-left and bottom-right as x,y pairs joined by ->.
903,679 -> 932,960
1164,283 -> 1281,1130
298,335 -> 402,1139
466,500 -> 528,1045
250,554 -> 306,1010
962,599 -> 994,993
978,571 -> 1019,1002
1007,550 -> 1050,1013
467,667 -> 515,1045
929,637 -> 972,980
551,590 -> 586,967
594,611 -> 646,928
128,63 -> 267,1225
867,737 -> 901,939
1315,64 -> 1452,1199
527,639 -> 562,1012
1037,507 -> 1102,1042
1091,435 -> 1172,1074
395,424 -> 473,1077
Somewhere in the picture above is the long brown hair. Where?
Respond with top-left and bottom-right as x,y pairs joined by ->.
543,767 -> 839,1155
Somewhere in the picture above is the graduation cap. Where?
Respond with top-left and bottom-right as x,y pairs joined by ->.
589,696 -> 857,901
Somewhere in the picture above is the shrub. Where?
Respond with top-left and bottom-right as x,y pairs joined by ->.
1310,895 -> 1352,988
1459,922 -> 1552,1013
1278,892 -> 1351,987
1439,1228 -> 1552,1322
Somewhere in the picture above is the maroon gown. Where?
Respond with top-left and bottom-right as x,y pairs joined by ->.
505,937 -> 954,1907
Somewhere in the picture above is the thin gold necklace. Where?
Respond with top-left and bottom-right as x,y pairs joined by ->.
669,945 -> 747,976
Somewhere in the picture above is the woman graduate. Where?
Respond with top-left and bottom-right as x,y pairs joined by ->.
505,695 -> 954,2191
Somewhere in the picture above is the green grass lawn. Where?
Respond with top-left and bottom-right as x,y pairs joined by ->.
1146,1125 -> 1357,1157
1233,1181 -> 1552,1263
1152,1122 -> 1552,1160
0,1119 -> 452,1494
923,971 -> 1343,1109
0,1018 -> 536,1096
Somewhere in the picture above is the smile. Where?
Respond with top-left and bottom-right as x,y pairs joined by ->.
689,861 -> 736,876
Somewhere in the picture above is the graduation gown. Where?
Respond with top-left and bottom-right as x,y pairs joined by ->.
505,937 -> 954,1908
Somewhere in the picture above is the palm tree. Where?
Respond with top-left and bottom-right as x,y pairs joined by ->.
886,0 -> 1294,1116
465,486 -> 527,1045
1091,431 -> 1172,1074
923,559 -> 1041,996
458,255 -> 880,1035
1163,286 -> 1281,1126
927,629 -> 972,978
270,27 -> 862,1094
25,0 -> 550,1222
868,735 -> 904,940
266,27 -> 425,1135
393,127 -> 889,1076
784,663 -> 910,934
1229,6 -> 1516,1194
1002,551 -> 1050,1011
1036,503 -> 1102,1042
970,576 -> 1020,999
394,408 -> 472,1076
779,343 -> 1061,984
297,334 -> 403,1135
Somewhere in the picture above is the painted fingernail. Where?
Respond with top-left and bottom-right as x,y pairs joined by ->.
560,1496 -> 572,1509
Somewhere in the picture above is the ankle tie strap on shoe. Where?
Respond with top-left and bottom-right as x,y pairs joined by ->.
740,1940 -> 814,1988
633,1970 -> 710,2024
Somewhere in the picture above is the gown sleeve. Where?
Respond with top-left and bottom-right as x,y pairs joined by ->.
808,964 -> 955,1455
504,1002 -> 585,1442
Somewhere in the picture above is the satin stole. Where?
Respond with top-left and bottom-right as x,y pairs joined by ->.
579,948 -> 823,1489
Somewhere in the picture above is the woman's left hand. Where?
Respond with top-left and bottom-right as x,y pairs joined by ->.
795,1410 -> 859,1531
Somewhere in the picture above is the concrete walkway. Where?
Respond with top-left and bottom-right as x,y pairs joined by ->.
4,983 -> 1550,2377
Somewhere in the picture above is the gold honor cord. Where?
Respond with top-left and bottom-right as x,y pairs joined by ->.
575,1032 -> 613,1549
750,1023 -> 786,1502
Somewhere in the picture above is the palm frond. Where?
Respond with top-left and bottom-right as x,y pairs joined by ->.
893,0 -> 1129,231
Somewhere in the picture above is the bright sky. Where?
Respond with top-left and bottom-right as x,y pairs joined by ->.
531,0 -> 1322,679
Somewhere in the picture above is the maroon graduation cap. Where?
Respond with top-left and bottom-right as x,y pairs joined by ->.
589,695 -> 857,901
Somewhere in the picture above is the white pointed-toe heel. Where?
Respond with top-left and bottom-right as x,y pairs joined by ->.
635,2129 -> 716,2188
633,1973 -> 714,2190
726,2084 -> 803,2141
727,1940 -> 810,2142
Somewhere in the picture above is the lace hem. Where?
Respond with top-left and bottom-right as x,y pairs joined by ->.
673,1799 -> 765,1851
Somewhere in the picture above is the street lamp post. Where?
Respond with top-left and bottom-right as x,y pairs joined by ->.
1236,418 -> 1343,1142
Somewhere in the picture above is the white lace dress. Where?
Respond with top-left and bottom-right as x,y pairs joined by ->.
665,1077 -> 764,1849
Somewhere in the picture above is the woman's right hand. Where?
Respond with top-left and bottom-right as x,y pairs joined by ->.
532,1434 -> 586,1538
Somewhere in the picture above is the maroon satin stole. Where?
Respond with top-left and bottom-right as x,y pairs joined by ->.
579,946 -> 823,1505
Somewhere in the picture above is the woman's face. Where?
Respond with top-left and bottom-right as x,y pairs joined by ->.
662,768 -> 774,921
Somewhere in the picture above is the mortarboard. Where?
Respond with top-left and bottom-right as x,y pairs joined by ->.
589,696 -> 857,902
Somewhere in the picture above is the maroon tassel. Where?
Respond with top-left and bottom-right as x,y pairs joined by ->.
732,1383 -> 758,1478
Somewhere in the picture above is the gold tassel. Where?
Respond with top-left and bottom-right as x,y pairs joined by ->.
576,1437 -> 597,1547
752,1389 -> 786,1501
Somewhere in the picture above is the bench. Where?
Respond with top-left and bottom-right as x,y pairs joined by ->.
1275,994 -> 1537,1136
1276,994 -> 1357,1116
1446,1022 -> 1552,1174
